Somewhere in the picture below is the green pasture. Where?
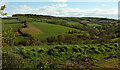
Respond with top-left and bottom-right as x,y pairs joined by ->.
22,22 -> 78,40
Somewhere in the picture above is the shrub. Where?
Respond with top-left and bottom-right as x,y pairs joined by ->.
114,44 -> 118,47
104,48 -> 111,52
47,49 -> 55,55
54,46 -> 60,49
104,45 -> 108,47
72,47 -> 79,52
37,49 -> 44,53
59,48 -> 65,52
2,52 -> 24,68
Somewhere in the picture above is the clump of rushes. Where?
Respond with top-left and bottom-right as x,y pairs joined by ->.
2,26 -> 16,47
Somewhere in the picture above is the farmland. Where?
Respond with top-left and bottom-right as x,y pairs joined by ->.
22,22 -> 77,40
1,14 -> 120,69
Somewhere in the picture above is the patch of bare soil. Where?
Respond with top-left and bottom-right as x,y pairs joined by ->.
22,24 -> 43,34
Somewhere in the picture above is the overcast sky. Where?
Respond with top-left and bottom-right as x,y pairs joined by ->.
0,0 -> 119,19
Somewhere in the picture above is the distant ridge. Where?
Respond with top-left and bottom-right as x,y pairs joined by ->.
11,14 -> 117,20
12,14 -> 54,18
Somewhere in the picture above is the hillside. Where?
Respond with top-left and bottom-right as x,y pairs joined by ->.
2,14 -> 120,46
2,14 -> 120,69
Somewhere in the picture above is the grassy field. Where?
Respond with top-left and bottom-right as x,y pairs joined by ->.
87,23 -> 102,27
22,22 -> 78,40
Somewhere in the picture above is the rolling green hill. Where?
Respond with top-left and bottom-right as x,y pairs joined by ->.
2,14 -> 120,46
2,14 -> 120,69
